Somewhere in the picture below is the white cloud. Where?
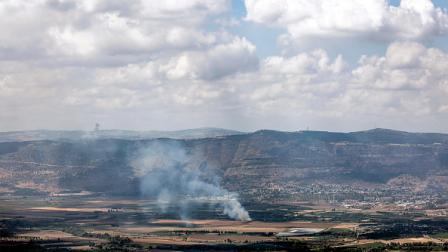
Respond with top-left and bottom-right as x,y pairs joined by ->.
0,0 -> 230,62
3,38 -> 448,132
1,0 -> 448,132
162,38 -> 258,80
226,41 -> 448,130
352,41 -> 448,90
262,50 -> 347,76
385,41 -> 426,68
245,0 -> 448,42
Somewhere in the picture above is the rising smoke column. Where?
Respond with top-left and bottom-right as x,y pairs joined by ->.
132,141 -> 251,221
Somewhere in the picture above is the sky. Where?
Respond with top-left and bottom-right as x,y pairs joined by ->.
1,0 -> 448,133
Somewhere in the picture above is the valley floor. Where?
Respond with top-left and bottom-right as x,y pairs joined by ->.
1,195 -> 448,251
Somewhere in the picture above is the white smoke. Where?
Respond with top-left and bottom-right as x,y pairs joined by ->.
223,198 -> 251,221
132,141 -> 251,221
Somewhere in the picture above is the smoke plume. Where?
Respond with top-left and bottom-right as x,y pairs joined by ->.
132,141 -> 251,221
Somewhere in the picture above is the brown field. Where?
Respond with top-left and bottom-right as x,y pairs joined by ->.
133,234 -> 276,245
11,230 -> 104,251
152,219 -> 336,230
349,237 -> 448,246
85,219 -> 340,236
29,206 -> 110,213
332,223 -> 359,229
18,230 -> 88,240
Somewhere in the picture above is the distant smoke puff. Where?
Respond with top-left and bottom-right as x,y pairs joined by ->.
132,141 -> 251,221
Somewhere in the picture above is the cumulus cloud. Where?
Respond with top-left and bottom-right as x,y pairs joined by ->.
161,38 -> 258,80
262,50 -> 347,76
0,0 -> 229,62
352,41 -> 448,90
229,41 -> 448,130
245,0 -> 448,42
3,38 -> 448,132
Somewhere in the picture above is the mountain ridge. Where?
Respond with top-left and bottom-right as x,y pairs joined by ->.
0,128 -> 447,199
0,127 -> 245,142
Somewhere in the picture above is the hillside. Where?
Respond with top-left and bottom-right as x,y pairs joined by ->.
0,129 -> 447,200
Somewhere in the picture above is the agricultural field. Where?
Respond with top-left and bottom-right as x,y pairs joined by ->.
1,194 -> 448,251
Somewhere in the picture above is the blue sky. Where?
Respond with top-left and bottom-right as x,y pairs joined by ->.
229,0 -> 448,63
